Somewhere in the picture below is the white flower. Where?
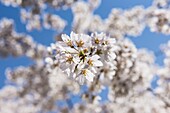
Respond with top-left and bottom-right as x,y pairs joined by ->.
61,34 -> 73,46
87,55 -> 103,67
77,69 -> 95,84
46,32 -> 116,84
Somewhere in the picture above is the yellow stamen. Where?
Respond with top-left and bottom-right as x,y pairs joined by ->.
66,55 -> 73,64
95,38 -> 100,44
76,40 -> 84,47
83,48 -> 88,53
66,40 -> 73,47
87,59 -> 93,66
81,70 -> 87,76
105,40 -> 108,45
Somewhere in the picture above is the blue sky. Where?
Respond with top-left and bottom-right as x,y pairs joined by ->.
0,0 -> 170,88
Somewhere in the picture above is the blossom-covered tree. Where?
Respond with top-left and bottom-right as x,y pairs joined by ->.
0,0 -> 170,113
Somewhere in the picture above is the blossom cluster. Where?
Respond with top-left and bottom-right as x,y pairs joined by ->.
154,41 -> 170,106
2,0 -> 170,35
46,32 -> 116,84
20,9 -> 67,31
3,63 -> 80,113
71,0 -> 170,36
1,0 -> 72,31
0,0 -> 170,113
146,8 -> 170,35
0,18 -> 47,61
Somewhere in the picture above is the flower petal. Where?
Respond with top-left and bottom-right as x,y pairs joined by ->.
93,60 -> 103,67
85,70 -> 95,82
91,55 -> 100,60
78,75 -> 85,85
70,31 -> 78,41
61,34 -> 70,42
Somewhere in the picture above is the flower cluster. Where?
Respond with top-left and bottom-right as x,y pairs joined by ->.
46,32 -> 116,84
69,91 -> 169,113
20,9 -> 67,31
146,8 -> 170,35
1,0 -> 73,31
71,0 -> 170,37
154,41 -> 170,106
0,18 -> 47,60
4,63 -> 80,113
153,0 -> 170,8
105,6 -> 145,38
1,0 -> 170,112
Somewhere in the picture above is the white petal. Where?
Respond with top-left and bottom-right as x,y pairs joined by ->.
108,52 -> 116,60
78,76 -> 85,85
58,45 -> 65,51
93,60 -> 103,67
70,31 -> 78,41
64,68 -> 71,76
61,34 -> 70,42
85,70 -> 95,82
73,57 -> 80,64
65,47 -> 77,53
91,55 -> 100,60
96,32 -> 104,40
91,67 -> 97,73
80,34 -> 90,42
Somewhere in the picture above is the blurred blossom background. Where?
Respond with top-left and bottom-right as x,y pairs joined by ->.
0,0 -> 169,87
0,0 -> 170,113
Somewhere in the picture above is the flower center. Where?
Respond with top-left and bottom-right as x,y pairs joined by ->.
66,40 -> 74,48
95,38 -> 100,44
87,59 -> 93,66
66,55 -> 73,64
81,70 -> 87,76
76,40 -> 84,47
